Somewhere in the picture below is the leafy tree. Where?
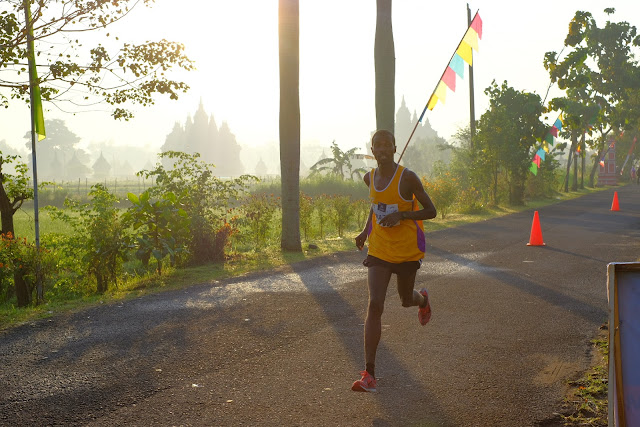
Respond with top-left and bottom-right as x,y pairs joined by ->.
309,141 -> 368,180
138,151 -> 257,265
1,0 -> 194,119
375,0 -> 395,132
0,153 -> 36,306
544,8 -> 640,187
475,81 -> 545,205
125,190 -> 189,275
278,0 -> 302,252
47,184 -> 128,293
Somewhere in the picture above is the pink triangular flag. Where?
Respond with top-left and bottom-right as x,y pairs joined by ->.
442,67 -> 456,91
471,13 -> 483,39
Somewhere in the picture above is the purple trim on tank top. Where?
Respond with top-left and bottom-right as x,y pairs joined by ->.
414,220 -> 426,252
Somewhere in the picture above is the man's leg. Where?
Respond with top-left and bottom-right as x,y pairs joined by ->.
364,265 -> 392,376
397,271 -> 431,325
396,271 -> 424,307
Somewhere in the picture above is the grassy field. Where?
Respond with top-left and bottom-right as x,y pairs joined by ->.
13,209 -> 75,240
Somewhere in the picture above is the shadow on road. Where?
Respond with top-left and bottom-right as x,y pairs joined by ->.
289,261 -> 453,426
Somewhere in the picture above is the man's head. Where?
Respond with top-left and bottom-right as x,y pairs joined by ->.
371,130 -> 396,165
371,130 -> 395,148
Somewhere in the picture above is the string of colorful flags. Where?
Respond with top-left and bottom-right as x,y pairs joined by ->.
619,136 -> 637,174
425,12 -> 483,112
398,11 -> 482,163
529,113 -> 564,175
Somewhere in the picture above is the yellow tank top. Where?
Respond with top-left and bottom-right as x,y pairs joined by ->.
367,165 -> 426,263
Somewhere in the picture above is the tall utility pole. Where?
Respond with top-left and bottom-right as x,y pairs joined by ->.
24,0 -> 43,303
467,4 -> 476,148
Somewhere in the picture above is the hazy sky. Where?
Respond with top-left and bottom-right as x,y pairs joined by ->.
3,0 -> 640,163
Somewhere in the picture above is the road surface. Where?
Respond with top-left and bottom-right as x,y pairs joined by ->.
1,185 -> 638,426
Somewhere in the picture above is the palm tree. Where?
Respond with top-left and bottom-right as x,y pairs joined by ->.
375,0 -> 395,133
278,0 -> 302,251
309,141 -> 368,180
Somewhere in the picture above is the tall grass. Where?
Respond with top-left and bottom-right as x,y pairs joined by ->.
252,175 -> 368,199
12,209 -> 75,240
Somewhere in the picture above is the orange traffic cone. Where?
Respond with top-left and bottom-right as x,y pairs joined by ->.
611,191 -> 620,211
527,211 -> 545,246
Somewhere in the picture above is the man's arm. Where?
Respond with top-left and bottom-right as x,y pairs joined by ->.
355,171 -> 372,250
403,170 -> 437,220
355,207 -> 373,250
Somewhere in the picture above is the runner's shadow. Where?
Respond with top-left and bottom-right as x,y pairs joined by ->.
426,245 -> 606,323
290,261 -> 454,426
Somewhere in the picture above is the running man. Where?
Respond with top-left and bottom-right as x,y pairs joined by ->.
352,129 -> 437,393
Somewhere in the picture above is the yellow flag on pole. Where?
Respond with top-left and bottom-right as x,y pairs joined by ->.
25,0 -> 45,141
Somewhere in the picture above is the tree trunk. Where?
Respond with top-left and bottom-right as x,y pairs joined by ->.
580,132 -> 585,189
96,272 -> 106,294
564,148 -> 573,193
278,0 -> 302,252
492,168 -> 498,205
564,133 -> 576,193
572,134 -> 578,192
0,183 -> 31,307
509,171 -> 525,206
375,0 -> 395,134
589,146 -> 604,188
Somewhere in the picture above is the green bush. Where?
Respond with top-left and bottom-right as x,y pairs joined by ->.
238,193 -> 280,247
0,232 -> 56,304
313,194 -> 331,239
329,195 -> 353,237
47,184 -> 130,293
422,171 -> 459,219
352,198 -> 370,230
456,186 -> 486,214
299,192 -> 314,240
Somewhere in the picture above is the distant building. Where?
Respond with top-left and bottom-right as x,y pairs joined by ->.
598,140 -> 617,186
66,151 -> 91,180
255,158 -> 268,177
92,152 -> 111,179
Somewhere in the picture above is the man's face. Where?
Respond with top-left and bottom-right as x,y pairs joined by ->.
371,134 -> 396,165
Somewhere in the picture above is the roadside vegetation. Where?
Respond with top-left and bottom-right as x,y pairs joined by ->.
555,326 -> 609,426
0,145 -> 612,329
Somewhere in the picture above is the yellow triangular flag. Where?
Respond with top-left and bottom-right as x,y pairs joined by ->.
427,95 -> 438,110
456,41 -> 473,66
434,81 -> 447,103
463,28 -> 479,52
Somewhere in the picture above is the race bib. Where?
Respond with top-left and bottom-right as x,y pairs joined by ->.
372,202 -> 399,227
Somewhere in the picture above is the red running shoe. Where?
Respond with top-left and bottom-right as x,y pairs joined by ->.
351,370 -> 377,392
418,288 -> 431,325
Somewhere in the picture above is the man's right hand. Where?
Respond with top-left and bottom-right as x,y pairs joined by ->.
355,231 -> 367,251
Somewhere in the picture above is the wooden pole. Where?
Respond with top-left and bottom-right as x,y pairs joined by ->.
467,3 -> 476,148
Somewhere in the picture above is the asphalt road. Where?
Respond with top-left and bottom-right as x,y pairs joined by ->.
1,185 -> 638,426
